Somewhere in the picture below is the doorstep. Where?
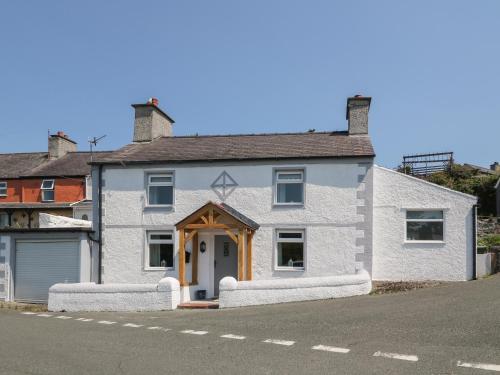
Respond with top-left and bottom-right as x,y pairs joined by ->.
178,301 -> 219,310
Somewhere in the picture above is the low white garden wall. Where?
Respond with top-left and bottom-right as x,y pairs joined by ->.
476,253 -> 493,278
219,270 -> 372,309
48,277 -> 180,312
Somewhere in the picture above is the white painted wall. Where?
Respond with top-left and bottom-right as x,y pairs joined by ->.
99,159 -> 372,287
372,166 -> 477,281
48,277 -> 180,312
219,269 -> 372,308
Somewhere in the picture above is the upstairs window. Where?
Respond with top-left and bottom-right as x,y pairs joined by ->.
406,210 -> 444,242
276,230 -> 305,270
0,182 -> 6,197
41,179 -> 55,202
147,173 -> 174,206
275,170 -> 304,205
147,231 -> 174,269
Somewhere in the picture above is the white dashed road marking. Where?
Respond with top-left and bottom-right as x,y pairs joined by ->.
147,326 -> 171,331
75,318 -> 93,322
312,345 -> 350,354
97,320 -> 116,325
123,323 -> 144,328
181,329 -> 208,335
37,314 -> 53,318
263,339 -> 295,346
220,334 -> 246,340
55,316 -> 72,320
457,361 -> 500,372
373,351 -> 418,362
21,312 -> 37,315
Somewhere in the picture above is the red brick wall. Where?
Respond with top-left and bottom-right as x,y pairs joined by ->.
0,177 -> 85,203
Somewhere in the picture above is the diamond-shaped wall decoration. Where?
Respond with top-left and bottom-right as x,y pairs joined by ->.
211,171 -> 238,201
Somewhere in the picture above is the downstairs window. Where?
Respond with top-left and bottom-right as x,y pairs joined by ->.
276,230 -> 305,270
406,210 -> 444,242
147,232 -> 174,269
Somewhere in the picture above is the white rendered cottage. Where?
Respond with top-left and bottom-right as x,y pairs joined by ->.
48,96 -> 477,311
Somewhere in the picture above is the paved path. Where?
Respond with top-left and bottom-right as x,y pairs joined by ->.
1,275 -> 500,374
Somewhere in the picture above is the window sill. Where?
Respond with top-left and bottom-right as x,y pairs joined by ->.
273,203 -> 304,208
274,267 -> 305,272
143,267 -> 175,272
144,205 -> 174,210
404,240 -> 445,244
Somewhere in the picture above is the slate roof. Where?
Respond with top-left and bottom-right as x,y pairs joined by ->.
0,152 -> 48,179
0,151 -> 112,179
218,202 -> 260,230
25,152 -> 111,177
92,131 -> 375,165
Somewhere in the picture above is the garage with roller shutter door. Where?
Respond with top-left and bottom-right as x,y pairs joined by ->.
15,241 -> 80,303
0,228 -> 94,303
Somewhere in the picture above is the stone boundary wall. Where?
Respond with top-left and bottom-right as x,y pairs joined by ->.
218,270 -> 372,309
48,277 -> 180,312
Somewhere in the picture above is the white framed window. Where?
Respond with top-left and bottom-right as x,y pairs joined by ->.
405,210 -> 444,242
146,231 -> 174,269
275,229 -> 305,270
147,173 -> 174,206
41,179 -> 55,202
0,182 -> 7,197
274,169 -> 304,205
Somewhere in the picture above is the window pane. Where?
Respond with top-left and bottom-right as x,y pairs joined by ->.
150,234 -> 172,241
41,180 -> 54,189
149,186 -> 173,205
279,232 -> 303,239
0,183 -> 6,195
407,222 -> 443,241
406,211 -> 443,220
277,183 -> 303,203
149,243 -> 173,267
277,173 -> 302,181
150,175 -> 172,183
42,190 -> 54,201
277,242 -> 304,268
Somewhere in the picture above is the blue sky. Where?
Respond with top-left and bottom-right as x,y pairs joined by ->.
1,1 -> 498,168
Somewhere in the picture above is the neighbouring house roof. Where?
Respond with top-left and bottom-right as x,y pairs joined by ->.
91,131 -> 375,165
0,151 -> 111,179
24,152 -> 111,178
0,152 -> 49,179
463,163 -> 497,175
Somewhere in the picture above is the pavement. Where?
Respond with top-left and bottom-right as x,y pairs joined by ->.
1,275 -> 500,375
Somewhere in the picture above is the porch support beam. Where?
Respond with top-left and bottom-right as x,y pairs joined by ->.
185,223 -> 239,230
185,229 -> 198,244
246,231 -> 253,281
223,229 -> 238,244
191,232 -> 198,285
237,229 -> 244,281
178,228 -> 186,286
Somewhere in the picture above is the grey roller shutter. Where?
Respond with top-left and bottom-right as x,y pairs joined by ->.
15,241 -> 80,303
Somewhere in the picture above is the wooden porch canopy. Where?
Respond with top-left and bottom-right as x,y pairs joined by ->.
175,201 -> 260,287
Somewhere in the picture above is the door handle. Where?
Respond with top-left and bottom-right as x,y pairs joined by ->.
214,260 -> 216,268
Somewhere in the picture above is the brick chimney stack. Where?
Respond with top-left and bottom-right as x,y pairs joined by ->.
346,95 -> 372,135
132,98 -> 175,142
